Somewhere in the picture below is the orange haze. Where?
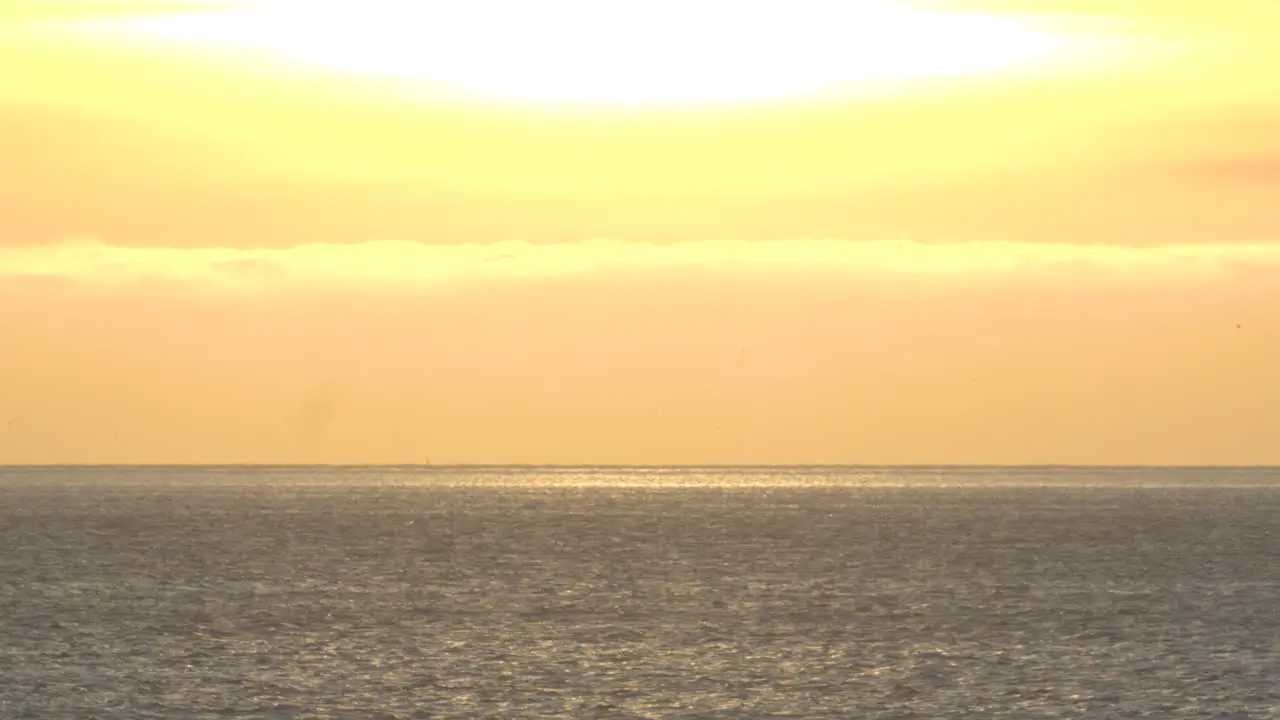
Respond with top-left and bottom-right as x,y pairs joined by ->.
2,0 -> 1279,464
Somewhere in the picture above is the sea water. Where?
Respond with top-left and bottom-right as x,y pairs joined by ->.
2,465 -> 1278,718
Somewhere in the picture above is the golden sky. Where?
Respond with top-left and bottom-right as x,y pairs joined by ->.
2,0 -> 1279,464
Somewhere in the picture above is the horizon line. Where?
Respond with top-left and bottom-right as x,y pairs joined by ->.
3,463 -> 1279,470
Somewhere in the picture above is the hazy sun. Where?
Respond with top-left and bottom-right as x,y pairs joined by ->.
70,0 -> 1113,108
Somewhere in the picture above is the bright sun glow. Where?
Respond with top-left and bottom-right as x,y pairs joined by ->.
67,0 -> 1118,107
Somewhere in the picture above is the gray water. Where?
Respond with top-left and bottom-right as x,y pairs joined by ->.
2,466 -> 1279,718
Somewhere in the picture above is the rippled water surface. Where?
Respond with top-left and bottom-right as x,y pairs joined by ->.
2,466 -> 1279,718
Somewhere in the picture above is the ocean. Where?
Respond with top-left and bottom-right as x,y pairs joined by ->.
2,465 -> 1278,718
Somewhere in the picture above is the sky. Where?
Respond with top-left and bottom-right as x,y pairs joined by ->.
2,0 -> 1278,464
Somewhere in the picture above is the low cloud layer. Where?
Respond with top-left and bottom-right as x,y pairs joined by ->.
4,237 -> 1280,288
